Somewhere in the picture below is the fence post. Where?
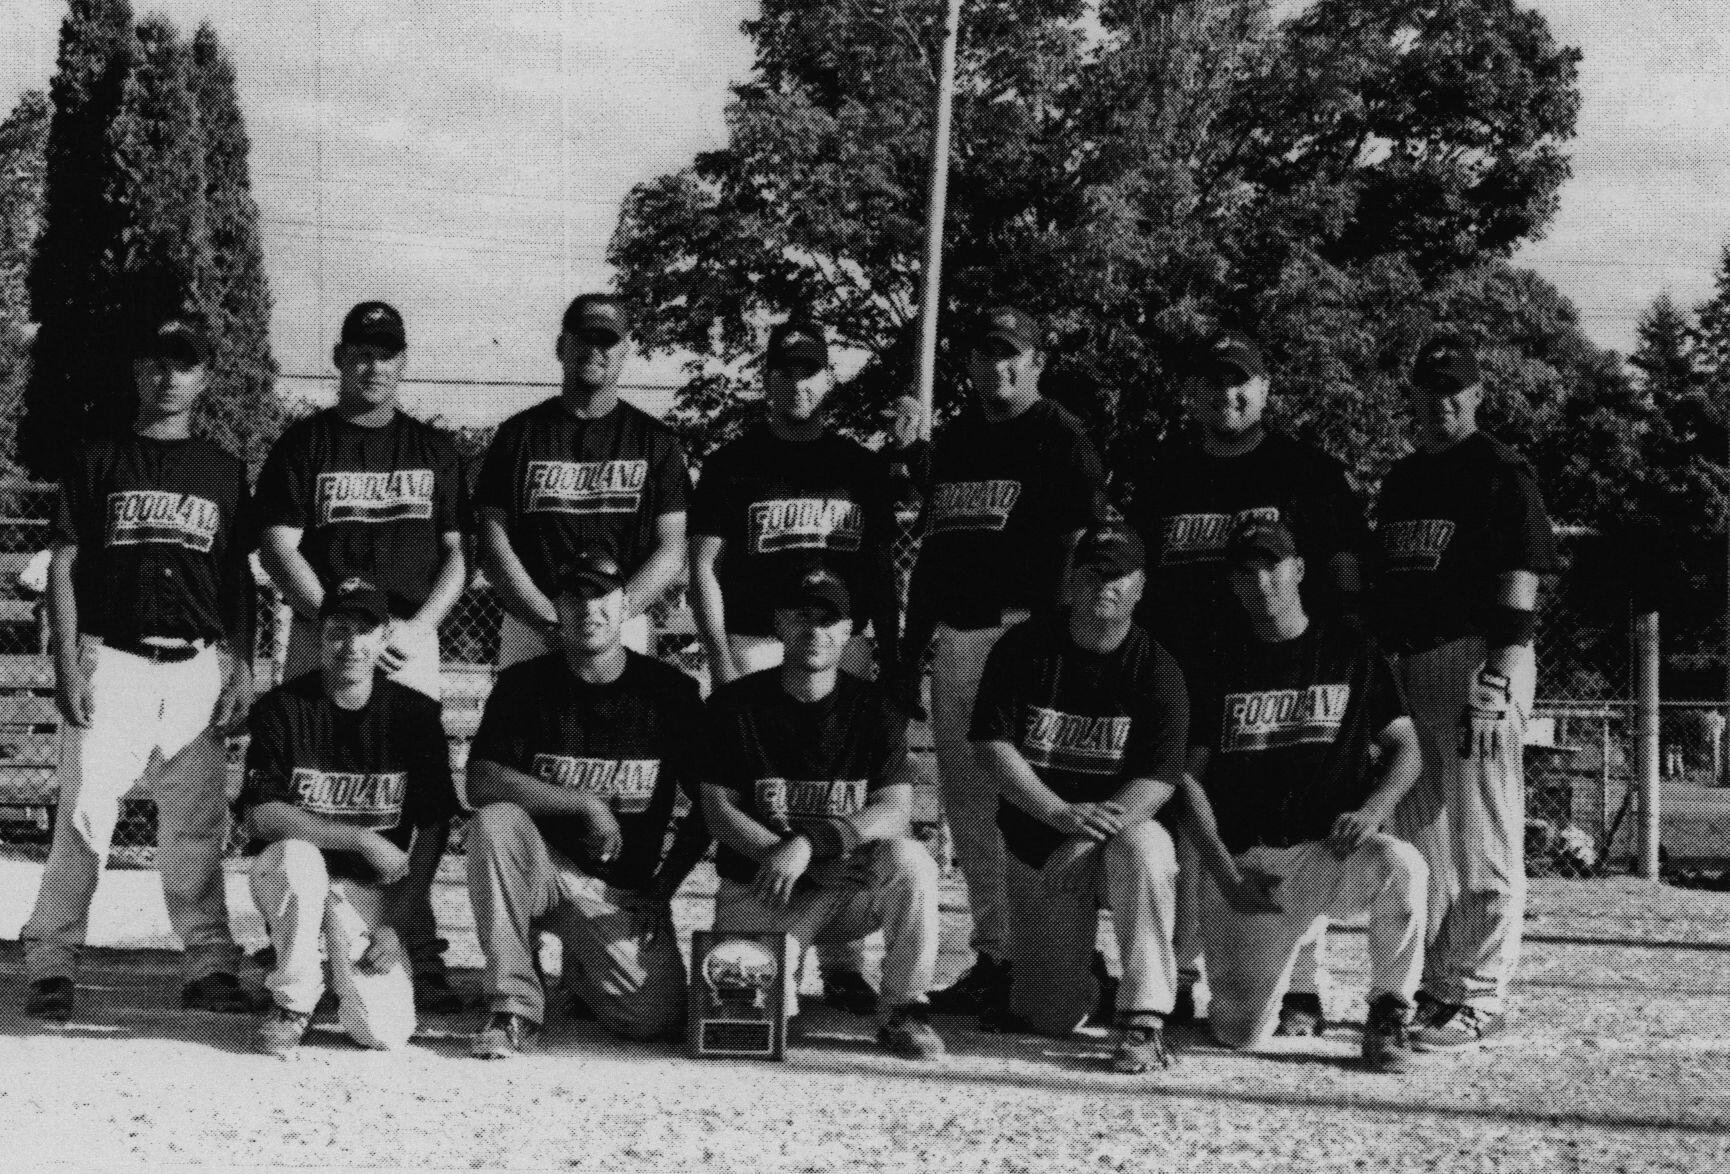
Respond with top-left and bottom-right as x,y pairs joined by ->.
1634,610 -> 1661,880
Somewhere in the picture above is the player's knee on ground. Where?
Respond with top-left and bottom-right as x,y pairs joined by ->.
1102,819 -> 1177,880
593,970 -> 687,1042
339,972 -> 417,1051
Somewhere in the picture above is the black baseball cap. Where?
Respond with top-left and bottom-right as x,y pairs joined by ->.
775,563 -> 851,620
1225,518 -> 1299,565
562,294 -> 631,342
973,306 -> 1043,353
1074,523 -> 1146,579
555,549 -> 626,600
320,577 -> 390,626
139,311 -> 211,365
766,317 -> 829,372
1180,329 -> 1265,382
1412,336 -> 1481,392
340,301 -> 406,352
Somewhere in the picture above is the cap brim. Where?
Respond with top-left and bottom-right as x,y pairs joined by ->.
561,575 -> 624,599
322,604 -> 389,627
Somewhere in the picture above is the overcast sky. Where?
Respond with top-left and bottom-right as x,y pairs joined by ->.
2,1 -> 1726,424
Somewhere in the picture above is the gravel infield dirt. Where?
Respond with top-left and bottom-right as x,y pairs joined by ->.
1,868 -> 1727,1172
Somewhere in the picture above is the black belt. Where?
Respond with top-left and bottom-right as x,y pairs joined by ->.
105,638 -> 205,664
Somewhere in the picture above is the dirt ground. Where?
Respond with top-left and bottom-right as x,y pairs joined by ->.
1,866 -> 1728,1173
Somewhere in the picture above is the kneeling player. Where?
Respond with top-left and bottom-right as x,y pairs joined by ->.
237,580 -> 460,1057
704,565 -> 945,1060
970,525 -> 1187,1074
464,551 -> 710,1058
1182,520 -> 1427,1071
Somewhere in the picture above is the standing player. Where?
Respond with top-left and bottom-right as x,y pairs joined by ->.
1376,336 -> 1558,1051
688,315 -> 898,1014
463,550 -> 710,1057
898,306 -> 1110,1016
1122,327 -> 1368,1032
236,579 -> 460,1057
255,300 -> 469,1012
705,564 -> 946,1060
1181,519 -> 1427,1071
968,525 -> 1187,1073
21,310 -> 252,1020
477,294 -> 689,667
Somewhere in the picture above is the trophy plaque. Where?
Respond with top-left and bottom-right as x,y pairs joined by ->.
687,931 -> 789,1060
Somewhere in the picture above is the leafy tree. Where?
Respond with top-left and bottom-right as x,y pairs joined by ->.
18,0 -> 136,481
0,91 -> 50,481
190,22 -> 278,471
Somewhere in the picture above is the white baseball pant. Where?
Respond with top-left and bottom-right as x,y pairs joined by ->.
713,838 -> 941,1026
22,641 -> 240,985
1005,820 -> 1179,1035
250,839 -> 416,1049
1391,636 -> 1534,1016
1203,835 -> 1427,1050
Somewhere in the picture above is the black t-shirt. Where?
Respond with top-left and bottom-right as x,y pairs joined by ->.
916,398 -> 1108,628
1372,432 -> 1558,653
254,409 -> 469,618
55,432 -> 252,645
706,669 -> 906,885
1123,432 -> 1366,660
690,426 -> 894,636
475,398 -> 690,595
969,619 -> 1189,869
1188,618 -> 1407,855
467,652 -> 704,892
236,673 -> 460,883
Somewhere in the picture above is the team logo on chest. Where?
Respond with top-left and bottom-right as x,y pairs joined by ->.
316,469 -> 435,524
754,777 -> 867,829
1380,519 -> 1455,572
290,768 -> 406,829
929,480 -> 1021,533
533,754 -> 660,813
105,490 -> 220,552
747,498 -> 864,554
525,460 -> 648,515
1159,506 -> 1280,566
1020,705 -> 1131,775
1220,684 -> 1351,753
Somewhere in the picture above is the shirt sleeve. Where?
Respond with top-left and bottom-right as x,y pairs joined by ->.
253,428 -> 309,530
669,676 -> 710,802
704,690 -> 751,793
434,432 -> 472,536
237,695 -> 298,814
468,667 -> 530,771
474,418 -> 517,514
968,630 -> 1024,743
51,451 -> 95,547
687,448 -> 729,539
1052,422 -> 1110,532
1307,458 -> 1369,562
867,692 -> 910,792
652,428 -> 692,518
1490,463 -> 1559,576
405,694 -> 460,825
1184,654 -> 1221,754
1123,643 -> 1189,780
223,466 -> 258,649
1362,642 -> 1409,736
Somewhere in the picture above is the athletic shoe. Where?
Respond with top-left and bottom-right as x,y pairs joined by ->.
926,954 -> 1010,1016
1412,989 -> 1449,1029
182,972 -> 255,1014
1273,991 -> 1327,1038
821,969 -> 879,1017
1112,1019 -> 1174,1073
253,1003 -> 312,1058
24,976 -> 74,1022
1361,994 -> 1417,1072
471,1012 -> 542,1059
1087,951 -> 1119,1027
876,1003 -> 945,1060
1167,985 -> 1198,1027
413,972 -> 466,1015
1412,1004 -> 1505,1052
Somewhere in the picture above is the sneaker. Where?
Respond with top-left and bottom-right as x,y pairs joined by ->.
1167,985 -> 1198,1027
182,972 -> 255,1014
24,976 -> 74,1022
821,968 -> 879,1017
413,973 -> 466,1015
1273,991 -> 1327,1038
1112,1019 -> 1175,1073
926,954 -> 1010,1016
1413,989 -> 1449,1029
253,1003 -> 313,1058
471,1012 -> 542,1059
1087,951 -> 1120,1027
1361,994 -> 1417,1072
1412,1004 -> 1505,1052
877,1003 -> 946,1060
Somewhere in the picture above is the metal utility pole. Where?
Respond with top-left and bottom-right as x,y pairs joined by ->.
912,0 -> 964,442
1635,609 -> 1662,879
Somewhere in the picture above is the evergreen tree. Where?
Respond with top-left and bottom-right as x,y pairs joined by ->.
0,91 -> 50,480
191,22 -> 278,470
19,0 -> 136,480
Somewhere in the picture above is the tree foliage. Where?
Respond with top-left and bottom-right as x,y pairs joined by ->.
0,91 -> 50,481
611,0 -> 1584,489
